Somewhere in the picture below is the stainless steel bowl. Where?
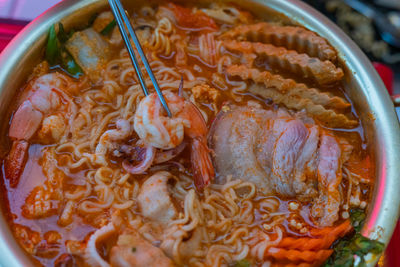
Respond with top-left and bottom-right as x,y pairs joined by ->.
0,0 -> 399,265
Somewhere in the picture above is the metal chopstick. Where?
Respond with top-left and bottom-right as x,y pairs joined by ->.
108,0 -> 172,117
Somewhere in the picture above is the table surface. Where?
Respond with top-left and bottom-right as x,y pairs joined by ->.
0,0 -> 62,21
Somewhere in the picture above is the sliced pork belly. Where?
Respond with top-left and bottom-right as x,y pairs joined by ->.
312,133 -> 343,226
210,105 -> 351,226
293,125 -> 319,200
210,106 -> 276,192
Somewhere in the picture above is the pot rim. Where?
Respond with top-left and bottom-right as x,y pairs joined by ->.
0,0 -> 399,266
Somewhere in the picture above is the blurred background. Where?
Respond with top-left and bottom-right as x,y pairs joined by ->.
0,0 -> 62,51
0,0 -> 61,20
0,0 -> 399,265
305,0 -> 400,97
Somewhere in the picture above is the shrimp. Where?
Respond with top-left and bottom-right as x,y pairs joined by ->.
5,72 -> 78,187
134,91 -> 214,189
159,3 -> 217,31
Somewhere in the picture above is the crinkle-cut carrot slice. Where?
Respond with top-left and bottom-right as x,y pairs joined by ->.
310,219 -> 353,237
278,220 -> 353,250
267,247 -> 333,264
271,263 -> 315,267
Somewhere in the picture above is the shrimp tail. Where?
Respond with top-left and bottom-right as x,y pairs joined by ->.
4,140 -> 29,188
191,137 -> 214,190
154,141 -> 187,164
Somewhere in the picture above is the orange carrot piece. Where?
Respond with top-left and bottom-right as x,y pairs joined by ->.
271,263 -> 315,267
267,248 -> 333,264
310,219 -> 353,237
278,220 -> 353,251
167,3 -> 217,30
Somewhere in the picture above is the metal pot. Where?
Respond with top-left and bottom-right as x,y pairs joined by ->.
0,0 -> 399,266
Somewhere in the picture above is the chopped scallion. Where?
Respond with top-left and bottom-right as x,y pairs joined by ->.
101,20 -> 117,36
45,23 -> 83,78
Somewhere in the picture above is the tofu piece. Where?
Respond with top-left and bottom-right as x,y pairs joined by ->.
66,28 -> 110,82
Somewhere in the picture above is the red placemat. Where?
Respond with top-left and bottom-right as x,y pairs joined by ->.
386,220 -> 400,266
0,20 -> 27,52
0,19 -> 399,266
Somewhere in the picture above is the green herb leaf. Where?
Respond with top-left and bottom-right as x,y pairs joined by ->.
100,20 -> 117,36
324,209 -> 385,267
131,247 -> 136,253
57,23 -> 68,43
45,23 -> 83,78
350,209 -> 366,232
352,234 -> 384,255
45,25 -> 59,65
61,52 -> 83,77
234,259 -> 250,267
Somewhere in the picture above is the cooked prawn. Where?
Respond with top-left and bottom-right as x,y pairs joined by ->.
5,72 -> 78,187
134,90 -> 214,189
